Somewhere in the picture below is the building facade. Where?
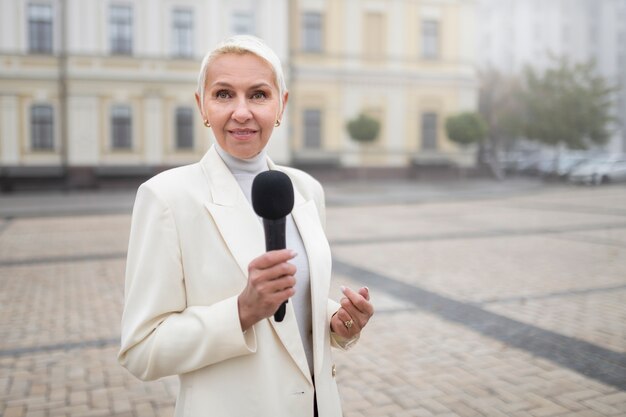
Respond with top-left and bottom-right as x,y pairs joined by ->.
0,0 -> 477,189
0,0 -> 289,188
288,0 -> 477,169
476,0 -> 626,153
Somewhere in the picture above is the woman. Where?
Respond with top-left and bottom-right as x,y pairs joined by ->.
118,35 -> 374,417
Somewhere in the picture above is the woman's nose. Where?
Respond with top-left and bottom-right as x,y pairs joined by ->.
231,99 -> 252,123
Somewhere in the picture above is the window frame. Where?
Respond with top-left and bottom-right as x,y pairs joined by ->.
175,107 -> 194,150
172,8 -> 193,58
421,112 -> 438,150
302,12 -> 323,53
111,105 -> 132,150
422,19 -> 440,60
303,108 -> 322,149
28,3 -> 53,54
232,11 -> 255,35
109,4 -> 133,55
30,104 -> 55,150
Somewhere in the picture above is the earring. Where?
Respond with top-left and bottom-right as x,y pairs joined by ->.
204,119 -> 211,128
274,120 -> 281,127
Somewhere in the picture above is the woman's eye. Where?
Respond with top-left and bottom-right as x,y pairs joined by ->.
251,91 -> 267,100
216,90 -> 231,99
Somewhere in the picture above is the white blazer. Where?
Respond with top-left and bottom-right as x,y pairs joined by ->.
118,146 -> 355,417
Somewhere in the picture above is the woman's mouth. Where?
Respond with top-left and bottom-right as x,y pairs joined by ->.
228,129 -> 258,140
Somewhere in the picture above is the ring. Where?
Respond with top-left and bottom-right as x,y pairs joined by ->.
344,319 -> 354,329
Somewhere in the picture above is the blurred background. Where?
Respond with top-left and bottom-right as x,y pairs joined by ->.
0,0 -> 624,190
1,1 -> 626,417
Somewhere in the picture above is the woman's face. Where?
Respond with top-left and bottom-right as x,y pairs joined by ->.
196,53 -> 288,160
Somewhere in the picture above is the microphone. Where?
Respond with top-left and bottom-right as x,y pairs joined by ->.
251,170 -> 295,322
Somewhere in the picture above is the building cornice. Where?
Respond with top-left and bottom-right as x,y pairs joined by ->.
291,66 -> 477,87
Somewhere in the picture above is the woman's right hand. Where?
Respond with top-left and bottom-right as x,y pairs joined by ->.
238,249 -> 297,331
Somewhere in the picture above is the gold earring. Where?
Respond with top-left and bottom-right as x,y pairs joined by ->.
204,120 -> 211,128
274,120 -> 281,127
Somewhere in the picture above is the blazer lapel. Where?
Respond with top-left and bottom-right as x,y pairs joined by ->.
264,184 -> 316,384
201,147 -> 315,384
291,197 -> 332,378
269,299 -> 314,384
202,146 -> 264,280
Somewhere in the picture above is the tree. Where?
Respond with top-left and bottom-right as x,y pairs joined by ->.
346,113 -> 380,144
522,58 -> 615,150
445,112 -> 487,147
478,69 -> 525,153
476,69 -> 526,179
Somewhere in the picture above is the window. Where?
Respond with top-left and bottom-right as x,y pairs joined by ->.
302,12 -> 323,52
28,4 -> 53,53
172,8 -> 193,57
111,105 -> 132,149
303,109 -> 322,149
110,5 -> 133,55
31,105 -> 54,150
421,112 -> 438,150
422,20 -> 439,59
364,12 -> 386,58
175,107 -> 194,150
232,11 -> 255,35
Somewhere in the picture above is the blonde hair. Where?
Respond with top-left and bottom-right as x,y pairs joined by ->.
196,35 -> 287,113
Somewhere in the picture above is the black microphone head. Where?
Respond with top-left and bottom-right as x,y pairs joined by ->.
251,171 -> 294,220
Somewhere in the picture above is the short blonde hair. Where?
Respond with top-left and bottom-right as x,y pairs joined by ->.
197,35 -> 287,113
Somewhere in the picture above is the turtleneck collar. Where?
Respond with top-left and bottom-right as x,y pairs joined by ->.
214,142 -> 269,176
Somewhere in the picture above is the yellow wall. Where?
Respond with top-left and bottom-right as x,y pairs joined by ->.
290,0 -> 477,166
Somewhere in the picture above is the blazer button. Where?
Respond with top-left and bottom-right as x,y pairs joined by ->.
332,364 -> 336,377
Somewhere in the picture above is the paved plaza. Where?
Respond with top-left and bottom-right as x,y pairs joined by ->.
1,180 -> 625,417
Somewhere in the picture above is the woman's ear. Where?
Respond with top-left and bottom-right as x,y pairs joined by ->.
278,91 -> 289,120
195,92 -> 206,120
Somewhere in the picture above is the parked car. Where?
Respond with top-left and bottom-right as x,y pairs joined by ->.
554,155 -> 589,178
514,153 -> 548,175
568,156 -> 626,185
538,153 -> 591,179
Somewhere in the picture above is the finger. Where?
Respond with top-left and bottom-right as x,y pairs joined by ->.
259,262 -> 297,282
332,309 -> 350,337
330,313 -> 348,338
358,286 -> 370,301
272,285 -> 296,303
341,286 -> 374,316
260,274 -> 296,295
336,307 -> 361,334
250,249 -> 297,270
340,297 -> 367,329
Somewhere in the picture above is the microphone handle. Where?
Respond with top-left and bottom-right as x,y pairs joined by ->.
263,217 -> 288,322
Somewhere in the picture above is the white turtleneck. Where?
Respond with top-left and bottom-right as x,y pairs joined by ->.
215,143 -> 314,375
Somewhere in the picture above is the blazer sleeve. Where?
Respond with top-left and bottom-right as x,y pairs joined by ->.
313,183 -> 360,350
118,183 -> 256,381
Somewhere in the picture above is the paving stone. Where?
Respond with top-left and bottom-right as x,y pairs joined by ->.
3,405 -> 26,417
1,186 -> 625,417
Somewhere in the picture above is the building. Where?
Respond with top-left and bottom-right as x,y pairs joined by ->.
288,0 -> 478,174
0,0 -> 477,189
476,0 -> 626,153
0,0 -> 289,189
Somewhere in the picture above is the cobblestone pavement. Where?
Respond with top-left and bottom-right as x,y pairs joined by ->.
1,182 -> 625,417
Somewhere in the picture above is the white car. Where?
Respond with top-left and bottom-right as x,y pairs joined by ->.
568,157 -> 626,185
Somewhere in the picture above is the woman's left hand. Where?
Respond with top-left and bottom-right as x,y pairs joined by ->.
330,286 -> 374,339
